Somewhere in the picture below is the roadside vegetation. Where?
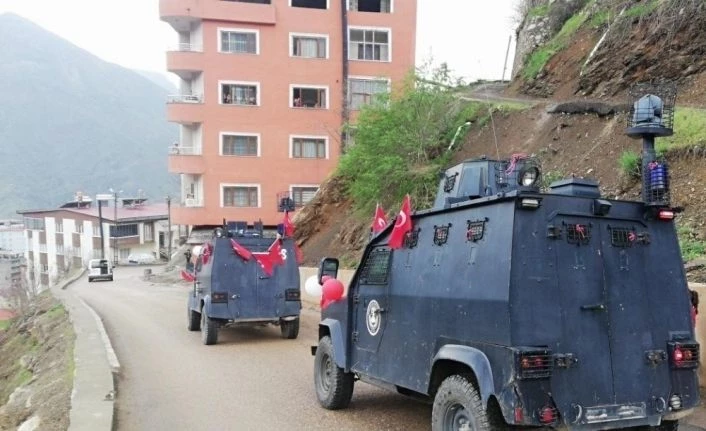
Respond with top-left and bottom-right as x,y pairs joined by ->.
678,225 -> 706,262
338,64 -> 528,216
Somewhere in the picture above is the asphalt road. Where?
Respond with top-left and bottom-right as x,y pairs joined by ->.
71,266 -> 431,431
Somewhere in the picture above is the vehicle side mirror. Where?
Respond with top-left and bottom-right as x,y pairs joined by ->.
318,257 -> 339,285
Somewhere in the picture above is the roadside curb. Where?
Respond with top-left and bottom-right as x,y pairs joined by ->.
51,270 -> 115,431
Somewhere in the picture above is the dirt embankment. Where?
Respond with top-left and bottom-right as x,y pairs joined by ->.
512,0 -> 706,104
0,292 -> 73,431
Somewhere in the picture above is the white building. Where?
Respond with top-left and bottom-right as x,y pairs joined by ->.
0,220 -> 25,254
18,197 -> 177,289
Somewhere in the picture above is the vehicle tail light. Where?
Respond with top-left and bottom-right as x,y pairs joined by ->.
285,289 -> 301,301
658,209 -> 675,220
211,292 -> 228,303
668,342 -> 699,369
514,407 -> 524,423
516,349 -> 552,379
539,406 -> 559,425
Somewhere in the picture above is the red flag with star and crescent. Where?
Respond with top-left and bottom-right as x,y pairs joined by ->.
283,211 -> 295,237
371,203 -> 388,234
388,195 -> 412,249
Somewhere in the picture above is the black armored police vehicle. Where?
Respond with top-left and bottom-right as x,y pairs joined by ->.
312,87 -> 699,430
187,220 -> 301,345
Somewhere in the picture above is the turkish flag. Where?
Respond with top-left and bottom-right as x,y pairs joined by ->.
180,269 -> 195,282
230,239 -> 252,261
371,204 -> 388,234
388,195 -> 412,249
202,243 -> 212,264
283,211 -> 295,237
268,238 -> 285,266
254,254 -> 274,276
294,244 -> 304,264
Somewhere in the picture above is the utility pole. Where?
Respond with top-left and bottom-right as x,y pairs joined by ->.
109,188 -> 122,266
98,200 -> 105,258
166,195 -> 172,262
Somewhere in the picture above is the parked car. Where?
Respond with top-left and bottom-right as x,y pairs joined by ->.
87,259 -> 113,282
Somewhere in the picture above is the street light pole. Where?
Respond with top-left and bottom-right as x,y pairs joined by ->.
109,188 -> 122,266
166,196 -> 172,262
98,200 -> 105,258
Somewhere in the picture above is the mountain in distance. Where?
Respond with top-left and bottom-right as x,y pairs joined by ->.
134,69 -> 178,94
0,13 -> 178,218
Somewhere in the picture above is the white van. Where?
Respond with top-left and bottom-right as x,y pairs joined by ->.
88,259 -> 113,282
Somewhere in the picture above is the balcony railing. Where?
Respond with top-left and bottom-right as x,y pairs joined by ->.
167,94 -> 203,104
169,145 -> 202,155
169,43 -> 203,52
183,198 -> 204,208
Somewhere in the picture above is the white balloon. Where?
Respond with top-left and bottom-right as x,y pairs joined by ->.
304,275 -> 322,297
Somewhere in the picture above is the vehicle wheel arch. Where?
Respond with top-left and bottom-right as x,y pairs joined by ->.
318,318 -> 346,369
429,345 -> 495,407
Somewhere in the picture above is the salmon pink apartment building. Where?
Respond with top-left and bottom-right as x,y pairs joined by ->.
160,0 -> 417,226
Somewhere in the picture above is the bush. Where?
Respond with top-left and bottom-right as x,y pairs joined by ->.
338,64 -> 475,215
618,150 -> 641,178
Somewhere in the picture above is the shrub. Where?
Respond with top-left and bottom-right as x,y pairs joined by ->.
618,150 -> 641,178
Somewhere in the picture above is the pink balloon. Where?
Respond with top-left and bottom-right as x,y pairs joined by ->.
321,275 -> 332,284
322,278 -> 345,303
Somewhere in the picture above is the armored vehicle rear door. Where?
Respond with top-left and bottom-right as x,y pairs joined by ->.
601,222 -> 658,405
552,218 -> 616,407
552,217 -> 658,410
350,246 -> 392,379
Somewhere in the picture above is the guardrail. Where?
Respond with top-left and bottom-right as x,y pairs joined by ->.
169,43 -> 203,52
167,94 -> 203,104
168,145 -> 201,155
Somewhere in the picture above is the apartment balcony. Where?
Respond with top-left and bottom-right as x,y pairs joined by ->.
168,145 -> 206,174
166,44 -> 203,80
166,94 -> 205,124
173,203 -> 209,226
160,0 -> 276,30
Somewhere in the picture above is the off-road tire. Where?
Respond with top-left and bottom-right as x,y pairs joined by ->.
431,375 -> 490,431
200,307 -> 218,345
187,305 -> 200,331
280,318 -> 300,339
314,336 -> 354,410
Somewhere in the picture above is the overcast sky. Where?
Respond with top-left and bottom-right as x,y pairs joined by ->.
0,0 -> 518,82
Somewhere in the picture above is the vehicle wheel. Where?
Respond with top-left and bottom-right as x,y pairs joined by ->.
200,307 -> 218,345
187,305 -> 200,331
431,375 -> 490,431
280,318 -> 300,339
314,336 -> 354,410
88,278 -> 93,283
109,275 -> 114,281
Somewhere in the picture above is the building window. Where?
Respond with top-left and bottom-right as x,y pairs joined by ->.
219,29 -> 258,54
222,185 -> 260,207
349,77 -> 389,110
291,85 -> 328,108
55,221 -> 63,233
144,224 -> 153,242
291,186 -> 319,207
349,0 -> 392,13
119,248 -> 131,260
349,28 -> 390,62
291,136 -> 327,159
76,221 -> 84,234
23,217 -> 45,230
92,223 -> 101,237
221,134 -> 260,156
110,224 -> 139,238
291,34 -> 328,58
221,82 -> 259,106
290,0 -> 327,9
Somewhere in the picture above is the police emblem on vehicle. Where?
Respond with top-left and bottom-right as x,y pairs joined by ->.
366,300 -> 382,336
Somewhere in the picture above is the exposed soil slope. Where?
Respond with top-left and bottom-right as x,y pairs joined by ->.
0,292 -> 73,431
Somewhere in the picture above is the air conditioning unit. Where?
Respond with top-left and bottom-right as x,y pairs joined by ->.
185,198 -> 196,207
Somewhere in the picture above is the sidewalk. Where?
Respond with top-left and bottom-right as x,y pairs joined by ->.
51,271 -> 116,431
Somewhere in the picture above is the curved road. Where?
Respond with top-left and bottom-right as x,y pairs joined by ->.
71,266 -> 430,431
